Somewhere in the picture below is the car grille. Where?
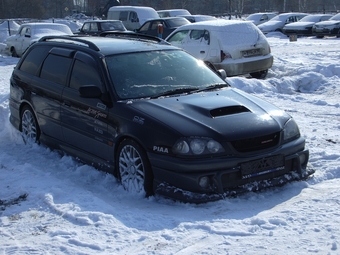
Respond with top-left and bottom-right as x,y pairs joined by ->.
231,132 -> 280,152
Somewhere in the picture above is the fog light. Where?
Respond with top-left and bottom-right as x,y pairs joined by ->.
299,153 -> 306,165
199,176 -> 210,189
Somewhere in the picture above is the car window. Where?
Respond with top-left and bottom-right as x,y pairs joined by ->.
82,23 -> 90,32
119,11 -> 128,21
70,59 -> 102,91
18,46 -> 52,75
189,30 -> 210,44
167,18 -> 190,27
129,11 -> 138,22
40,54 -> 72,86
89,22 -> 99,32
167,30 -> 189,43
138,22 -> 150,31
150,21 -> 162,30
106,50 -> 225,99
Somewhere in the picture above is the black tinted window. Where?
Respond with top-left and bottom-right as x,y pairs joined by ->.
70,59 -> 102,90
40,54 -> 72,86
19,46 -> 51,76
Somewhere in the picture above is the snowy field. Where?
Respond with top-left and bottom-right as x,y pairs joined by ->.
0,32 -> 340,254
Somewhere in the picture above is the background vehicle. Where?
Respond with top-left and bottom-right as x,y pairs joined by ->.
9,34 -> 311,202
179,14 -> 217,23
136,17 -> 190,38
312,13 -> 340,38
6,22 -> 73,57
282,14 -> 332,36
258,12 -> 308,33
107,6 -> 159,31
166,19 -> 273,78
74,20 -> 127,36
157,9 -> 191,18
245,12 -> 277,26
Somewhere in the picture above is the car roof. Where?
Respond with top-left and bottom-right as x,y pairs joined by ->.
169,19 -> 253,31
38,35 -> 177,56
83,20 -> 122,23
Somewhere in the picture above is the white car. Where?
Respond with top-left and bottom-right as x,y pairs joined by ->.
245,12 -> 277,26
166,19 -> 273,79
258,12 -> 308,34
6,23 -> 73,57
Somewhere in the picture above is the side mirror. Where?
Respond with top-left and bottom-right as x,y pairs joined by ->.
217,69 -> 227,79
79,85 -> 102,98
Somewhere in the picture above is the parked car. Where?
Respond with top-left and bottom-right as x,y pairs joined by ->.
107,6 -> 159,31
9,33 -> 312,203
282,14 -> 332,36
75,20 -> 127,36
179,14 -> 217,23
6,22 -> 73,57
157,9 -> 191,18
136,17 -> 190,38
312,13 -> 340,38
258,12 -> 308,34
166,19 -> 273,78
245,12 -> 277,26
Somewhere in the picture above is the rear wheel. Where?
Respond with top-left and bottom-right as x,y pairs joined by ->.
250,69 -> 268,79
11,47 -> 18,57
21,105 -> 40,144
116,139 -> 153,197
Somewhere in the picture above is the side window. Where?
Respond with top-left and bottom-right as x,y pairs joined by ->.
70,55 -> 102,91
138,22 -> 150,32
189,30 -> 210,45
90,22 -> 98,32
119,11 -> 128,21
82,23 -> 90,32
129,11 -> 138,22
167,30 -> 189,43
40,54 -> 72,86
18,46 -> 51,75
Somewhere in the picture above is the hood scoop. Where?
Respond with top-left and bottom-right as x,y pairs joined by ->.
210,105 -> 250,117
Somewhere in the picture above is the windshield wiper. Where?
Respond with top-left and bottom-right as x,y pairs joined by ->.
193,83 -> 229,93
151,87 -> 198,98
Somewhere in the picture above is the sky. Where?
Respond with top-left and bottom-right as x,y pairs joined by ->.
0,24 -> 340,254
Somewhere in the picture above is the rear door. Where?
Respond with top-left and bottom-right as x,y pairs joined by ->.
60,51 -> 113,161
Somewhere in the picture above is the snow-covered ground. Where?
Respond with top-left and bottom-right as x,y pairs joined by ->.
0,31 -> 339,254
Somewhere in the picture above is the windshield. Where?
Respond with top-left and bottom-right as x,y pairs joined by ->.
299,15 -> 323,22
106,50 -> 227,99
330,13 -> 340,21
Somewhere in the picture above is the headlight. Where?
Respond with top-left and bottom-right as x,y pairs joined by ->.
283,118 -> 300,142
173,137 -> 224,155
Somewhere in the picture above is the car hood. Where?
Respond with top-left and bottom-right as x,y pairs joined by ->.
284,22 -> 314,29
258,21 -> 283,30
130,87 -> 290,140
314,20 -> 340,26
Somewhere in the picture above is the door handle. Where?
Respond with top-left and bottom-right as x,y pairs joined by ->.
200,51 -> 205,54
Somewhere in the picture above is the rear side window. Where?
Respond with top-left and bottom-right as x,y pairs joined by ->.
19,46 -> 51,76
40,54 -> 72,86
167,30 -> 189,43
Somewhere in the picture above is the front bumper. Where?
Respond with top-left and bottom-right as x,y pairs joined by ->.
148,139 -> 312,203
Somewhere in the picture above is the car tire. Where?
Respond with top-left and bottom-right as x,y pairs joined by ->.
250,69 -> 268,79
21,105 -> 40,144
116,138 -> 154,197
11,47 -> 18,57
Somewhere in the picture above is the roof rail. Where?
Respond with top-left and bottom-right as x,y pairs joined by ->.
99,31 -> 171,45
38,36 -> 100,51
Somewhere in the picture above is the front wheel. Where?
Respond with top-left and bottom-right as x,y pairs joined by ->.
21,105 -> 40,144
250,69 -> 268,79
116,139 -> 153,197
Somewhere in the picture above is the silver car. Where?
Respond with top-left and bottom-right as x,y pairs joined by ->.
166,19 -> 273,79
